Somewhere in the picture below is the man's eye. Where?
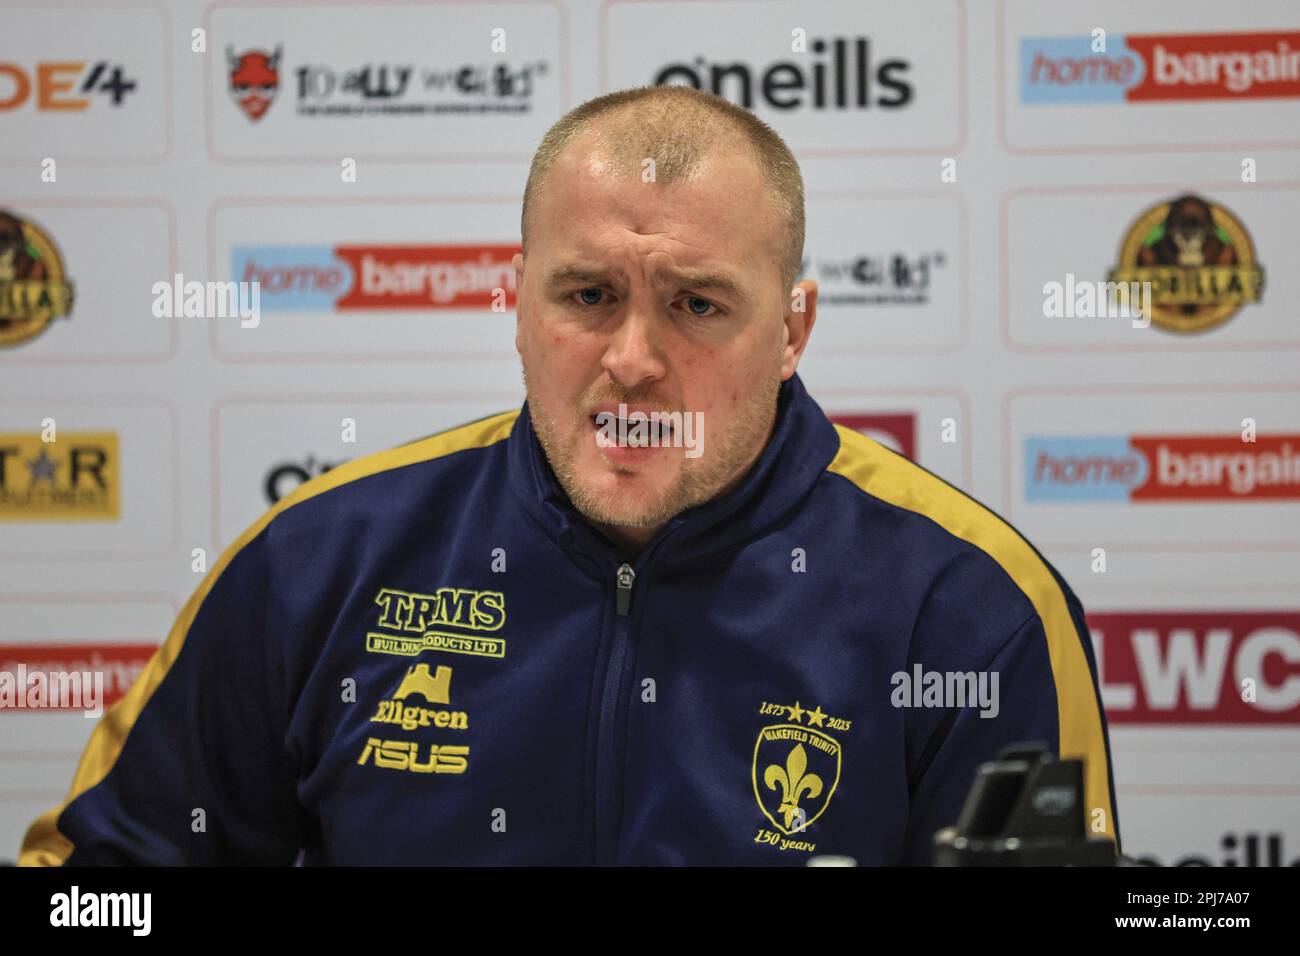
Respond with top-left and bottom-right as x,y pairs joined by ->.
680,295 -> 718,318
573,288 -> 605,306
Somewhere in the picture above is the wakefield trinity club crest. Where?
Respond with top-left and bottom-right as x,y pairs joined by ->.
752,701 -> 844,842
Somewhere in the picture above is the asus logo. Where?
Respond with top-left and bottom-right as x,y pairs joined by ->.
356,738 -> 469,774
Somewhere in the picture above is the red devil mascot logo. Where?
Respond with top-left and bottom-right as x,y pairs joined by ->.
227,46 -> 282,122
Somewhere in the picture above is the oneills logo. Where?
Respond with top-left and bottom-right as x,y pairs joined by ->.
0,210 -> 74,348
366,585 -> 506,659
1108,194 -> 1264,333
0,434 -> 118,520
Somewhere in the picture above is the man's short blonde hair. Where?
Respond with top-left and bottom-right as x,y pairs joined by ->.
521,85 -> 806,294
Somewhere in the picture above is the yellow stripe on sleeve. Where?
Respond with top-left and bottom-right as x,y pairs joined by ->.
18,410 -> 519,866
827,425 -> 1116,845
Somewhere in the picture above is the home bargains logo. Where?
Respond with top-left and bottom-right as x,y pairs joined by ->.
1021,31 -> 1300,104
1025,434 -> 1300,502
231,244 -> 519,311
0,643 -> 156,710
1088,613 -> 1300,724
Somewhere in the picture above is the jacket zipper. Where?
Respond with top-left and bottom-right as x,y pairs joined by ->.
593,562 -> 635,864
615,563 -> 635,615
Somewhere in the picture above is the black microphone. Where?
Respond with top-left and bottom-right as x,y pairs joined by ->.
932,741 -> 1123,866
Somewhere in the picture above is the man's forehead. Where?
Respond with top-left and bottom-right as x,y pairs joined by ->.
532,140 -> 777,285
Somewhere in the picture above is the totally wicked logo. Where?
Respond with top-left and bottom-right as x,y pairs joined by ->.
231,244 -> 519,311
0,210 -> 74,348
1021,30 -> 1300,104
227,46 -> 281,121
1088,612 -> 1300,724
1107,195 -> 1264,334
1025,434 -> 1300,502
796,250 -> 945,307
225,42 -> 548,121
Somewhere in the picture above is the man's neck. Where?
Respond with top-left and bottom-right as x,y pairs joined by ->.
592,520 -> 660,559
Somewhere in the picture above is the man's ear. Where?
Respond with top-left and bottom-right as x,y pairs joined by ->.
781,278 -> 818,380
513,252 -> 525,352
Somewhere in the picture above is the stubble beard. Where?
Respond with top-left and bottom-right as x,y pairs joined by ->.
524,365 -> 782,531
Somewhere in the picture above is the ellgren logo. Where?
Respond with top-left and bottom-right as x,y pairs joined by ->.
1020,31 -> 1300,104
231,244 -> 520,311
1108,195 -> 1264,334
1025,434 -> 1300,503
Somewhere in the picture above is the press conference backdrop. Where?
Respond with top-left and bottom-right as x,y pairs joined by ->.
2,0 -> 1298,865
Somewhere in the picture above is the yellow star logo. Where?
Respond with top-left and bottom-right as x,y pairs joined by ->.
806,706 -> 827,727
787,701 -> 805,723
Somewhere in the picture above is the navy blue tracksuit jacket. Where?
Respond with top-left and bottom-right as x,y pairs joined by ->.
21,373 -> 1118,865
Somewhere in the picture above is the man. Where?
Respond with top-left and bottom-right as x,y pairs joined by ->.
21,85 -> 1118,866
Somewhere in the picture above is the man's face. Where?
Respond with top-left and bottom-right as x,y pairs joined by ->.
514,131 -> 815,542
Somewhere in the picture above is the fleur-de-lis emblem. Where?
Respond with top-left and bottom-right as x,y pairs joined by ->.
763,743 -> 824,831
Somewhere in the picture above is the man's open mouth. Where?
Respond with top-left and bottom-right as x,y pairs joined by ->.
589,411 -> 677,447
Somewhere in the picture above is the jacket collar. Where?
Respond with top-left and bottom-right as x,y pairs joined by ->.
507,372 -> 841,571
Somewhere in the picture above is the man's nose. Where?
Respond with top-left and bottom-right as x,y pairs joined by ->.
601,298 -> 667,388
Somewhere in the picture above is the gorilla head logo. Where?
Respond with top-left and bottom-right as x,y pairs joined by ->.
1109,193 -> 1263,334
1137,194 -> 1238,269
0,210 -> 46,284
0,210 -> 74,347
